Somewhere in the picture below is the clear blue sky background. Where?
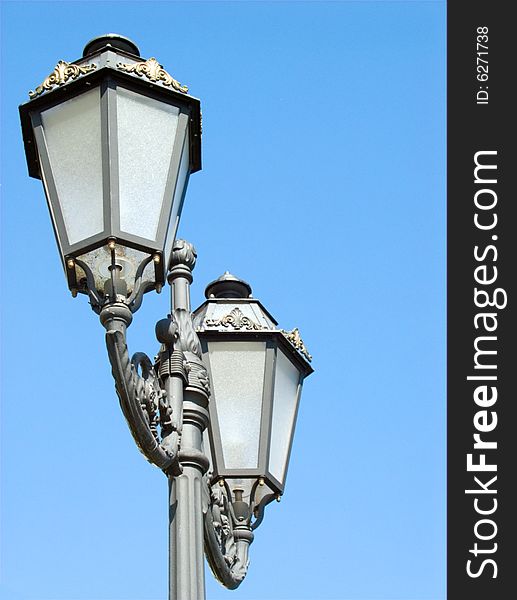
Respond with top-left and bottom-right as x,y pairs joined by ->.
0,2 -> 445,599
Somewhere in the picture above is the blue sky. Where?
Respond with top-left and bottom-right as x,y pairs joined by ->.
0,2 -> 446,599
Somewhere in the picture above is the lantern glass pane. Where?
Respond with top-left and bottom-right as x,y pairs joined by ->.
40,87 -> 103,245
269,349 -> 301,484
165,130 -> 190,270
202,428 -> 213,472
117,87 -> 180,241
208,341 -> 266,470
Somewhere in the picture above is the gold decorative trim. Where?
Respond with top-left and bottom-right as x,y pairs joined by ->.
117,57 -> 188,93
205,308 -> 262,331
29,61 -> 97,98
280,328 -> 312,362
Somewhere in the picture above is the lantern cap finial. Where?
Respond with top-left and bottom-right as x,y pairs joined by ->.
204,272 -> 252,299
83,34 -> 140,58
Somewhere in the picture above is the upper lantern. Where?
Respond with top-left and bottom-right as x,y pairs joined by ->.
19,34 -> 201,302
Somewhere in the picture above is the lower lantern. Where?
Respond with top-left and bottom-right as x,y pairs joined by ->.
193,272 -> 313,519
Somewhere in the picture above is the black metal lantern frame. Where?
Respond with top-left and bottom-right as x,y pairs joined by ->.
19,38 -> 201,304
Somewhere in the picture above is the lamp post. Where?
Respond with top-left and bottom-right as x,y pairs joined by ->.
19,34 -> 313,600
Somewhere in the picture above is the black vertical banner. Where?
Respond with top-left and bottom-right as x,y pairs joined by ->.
448,2 -> 515,599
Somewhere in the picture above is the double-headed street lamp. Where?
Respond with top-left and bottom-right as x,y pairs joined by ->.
19,34 -> 313,600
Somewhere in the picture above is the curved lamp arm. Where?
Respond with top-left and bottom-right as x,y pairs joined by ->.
203,480 -> 253,589
100,303 -> 181,475
202,477 -> 277,588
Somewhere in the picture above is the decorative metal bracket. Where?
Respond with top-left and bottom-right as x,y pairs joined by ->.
281,327 -> 312,362
29,60 -> 97,98
203,476 -> 276,589
73,250 -> 155,315
117,57 -> 188,93
100,303 -> 182,475
203,480 -> 252,589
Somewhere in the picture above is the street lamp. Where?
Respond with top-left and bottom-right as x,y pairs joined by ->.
19,35 -> 313,600
19,33 -> 200,307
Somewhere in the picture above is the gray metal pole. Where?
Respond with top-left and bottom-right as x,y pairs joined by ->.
168,401 -> 208,600
167,241 -> 209,600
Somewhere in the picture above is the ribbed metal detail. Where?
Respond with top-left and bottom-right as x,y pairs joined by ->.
158,349 -> 186,380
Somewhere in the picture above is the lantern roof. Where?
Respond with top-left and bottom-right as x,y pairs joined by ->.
193,273 -> 313,374
82,34 -> 141,57
205,271 -> 253,299
19,33 -> 201,179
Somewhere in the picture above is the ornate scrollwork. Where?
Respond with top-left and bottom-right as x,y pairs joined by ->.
131,351 -> 163,442
117,57 -> 188,93
174,308 -> 202,356
205,307 -> 262,331
173,307 -> 210,396
102,304 -> 181,475
29,60 -> 97,98
210,485 -> 238,567
204,481 -> 251,589
72,253 -> 155,315
280,327 -> 312,362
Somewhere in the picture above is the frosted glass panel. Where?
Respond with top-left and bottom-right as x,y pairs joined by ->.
40,88 -> 103,245
269,350 -> 301,484
202,428 -> 213,472
165,131 -> 189,269
117,88 -> 180,241
208,341 -> 266,469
